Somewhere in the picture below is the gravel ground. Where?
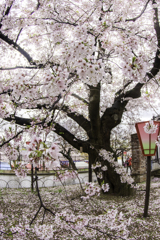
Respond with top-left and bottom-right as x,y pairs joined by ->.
0,178 -> 160,239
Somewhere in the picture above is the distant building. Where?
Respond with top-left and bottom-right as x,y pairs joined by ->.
152,115 -> 160,163
0,162 -> 11,170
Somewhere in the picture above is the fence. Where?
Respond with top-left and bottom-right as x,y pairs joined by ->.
0,172 -> 97,189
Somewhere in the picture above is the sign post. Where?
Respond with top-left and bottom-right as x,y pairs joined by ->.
135,121 -> 160,217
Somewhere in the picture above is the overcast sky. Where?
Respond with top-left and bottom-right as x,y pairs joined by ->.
140,108 -> 160,121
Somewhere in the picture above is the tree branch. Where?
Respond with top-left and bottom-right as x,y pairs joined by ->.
122,82 -> 143,100
4,115 -> 32,126
30,168 -> 55,226
54,122 -> 89,153
56,105 -> 91,134
115,80 -> 133,97
49,94 -> 62,111
0,89 -> 12,95
0,31 -> 43,67
3,113 -> 89,153
40,17 -> 78,26
0,130 -> 23,148
71,93 -> 89,105
3,1 -> 14,17
15,28 -> 23,43
0,1 -> 15,29
125,0 -> 151,22
0,66 -> 40,70
60,147 -> 78,170
101,82 -> 144,130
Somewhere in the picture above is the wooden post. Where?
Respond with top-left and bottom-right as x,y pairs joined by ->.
122,150 -> 124,165
31,163 -> 34,192
89,158 -> 92,182
88,153 -> 92,182
143,156 -> 151,217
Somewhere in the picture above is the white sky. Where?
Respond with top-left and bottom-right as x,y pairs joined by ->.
140,108 -> 160,121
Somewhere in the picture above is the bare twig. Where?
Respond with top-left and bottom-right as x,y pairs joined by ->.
0,130 -> 23,148
30,168 -> 56,225
126,0 -> 151,22
71,93 -> 89,105
15,28 -> 23,43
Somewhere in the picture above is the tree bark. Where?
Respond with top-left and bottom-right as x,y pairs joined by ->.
87,84 -> 134,196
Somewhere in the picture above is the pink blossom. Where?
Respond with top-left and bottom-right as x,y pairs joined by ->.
102,183 -> 110,192
144,120 -> 158,134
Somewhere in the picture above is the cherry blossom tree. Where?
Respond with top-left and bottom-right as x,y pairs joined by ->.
0,0 -> 160,195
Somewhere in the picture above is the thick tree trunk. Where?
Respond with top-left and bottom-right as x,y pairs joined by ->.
88,148 -> 134,196
88,84 -> 134,196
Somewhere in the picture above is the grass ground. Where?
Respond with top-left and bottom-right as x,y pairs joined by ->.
0,177 -> 160,239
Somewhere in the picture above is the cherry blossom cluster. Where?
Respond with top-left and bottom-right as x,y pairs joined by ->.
143,120 -> 160,148
101,165 -> 108,171
81,182 -> 101,200
0,102 -> 11,119
57,170 -> 78,182
14,163 -> 28,178
143,120 -> 158,134
97,172 -> 103,179
4,146 -> 19,161
92,162 -> 108,172
155,135 -> 160,147
91,162 -> 101,169
3,132 -> 62,177
101,183 -> 110,192
121,54 -> 148,82
99,149 -> 134,186
55,211 -> 89,232
1,128 -> 23,167
26,135 -> 61,170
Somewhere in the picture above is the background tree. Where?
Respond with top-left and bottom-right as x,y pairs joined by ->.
0,0 -> 160,195
111,128 -> 132,165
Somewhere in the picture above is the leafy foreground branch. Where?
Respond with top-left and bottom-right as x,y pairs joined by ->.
29,168 -> 125,239
1,177 -> 160,239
